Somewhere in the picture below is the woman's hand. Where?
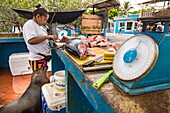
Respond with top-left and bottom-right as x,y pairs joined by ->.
46,35 -> 57,41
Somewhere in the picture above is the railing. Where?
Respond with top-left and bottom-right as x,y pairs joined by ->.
140,9 -> 170,17
140,10 -> 157,17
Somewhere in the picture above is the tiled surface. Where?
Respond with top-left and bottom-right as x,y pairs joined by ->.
0,68 -> 31,107
0,68 -> 51,108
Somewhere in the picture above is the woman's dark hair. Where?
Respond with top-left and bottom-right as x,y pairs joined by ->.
33,4 -> 48,17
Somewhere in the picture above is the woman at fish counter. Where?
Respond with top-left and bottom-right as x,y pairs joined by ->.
23,4 -> 57,71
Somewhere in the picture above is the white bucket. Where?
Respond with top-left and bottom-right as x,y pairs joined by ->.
54,70 -> 65,82
50,70 -> 65,82
50,70 -> 65,92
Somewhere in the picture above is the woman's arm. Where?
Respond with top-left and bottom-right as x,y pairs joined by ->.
28,35 -> 57,45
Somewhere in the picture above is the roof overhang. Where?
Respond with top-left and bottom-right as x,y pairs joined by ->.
114,16 -> 170,22
114,17 -> 138,21
92,0 -> 120,12
137,16 -> 170,22
12,8 -> 86,24
138,0 -> 170,5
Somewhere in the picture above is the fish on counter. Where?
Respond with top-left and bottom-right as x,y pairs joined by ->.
65,38 -> 96,59
61,35 -> 123,60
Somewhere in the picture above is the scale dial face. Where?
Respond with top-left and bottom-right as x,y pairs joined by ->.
113,34 -> 159,81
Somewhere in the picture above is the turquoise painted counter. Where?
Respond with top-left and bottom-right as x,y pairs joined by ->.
0,38 -> 28,68
53,42 -> 170,113
0,38 -> 25,43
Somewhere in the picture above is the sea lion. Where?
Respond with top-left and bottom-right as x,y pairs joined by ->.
0,67 -> 49,113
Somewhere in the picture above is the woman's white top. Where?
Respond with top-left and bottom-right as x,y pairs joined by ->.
23,20 -> 50,60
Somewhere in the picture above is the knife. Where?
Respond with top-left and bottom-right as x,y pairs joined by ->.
82,56 -> 104,67
82,64 -> 112,72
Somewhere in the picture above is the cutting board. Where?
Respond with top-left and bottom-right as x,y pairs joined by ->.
64,47 -> 113,66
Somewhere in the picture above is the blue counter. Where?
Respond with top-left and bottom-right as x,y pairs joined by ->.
53,42 -> 170,113
0,38 -> 28,68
